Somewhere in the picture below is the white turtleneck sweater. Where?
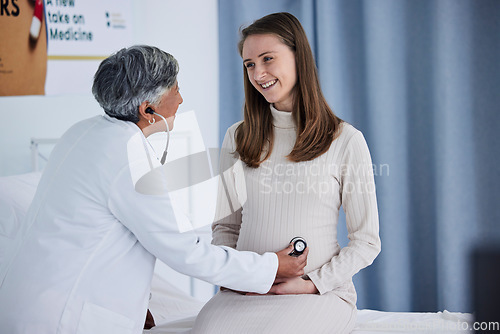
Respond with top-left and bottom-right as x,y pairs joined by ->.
192,106 -> 381,333
212,105 -> 381,302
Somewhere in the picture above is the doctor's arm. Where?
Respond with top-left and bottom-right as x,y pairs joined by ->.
108,164 -> 305,294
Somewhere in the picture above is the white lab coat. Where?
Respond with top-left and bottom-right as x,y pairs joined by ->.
0,115 -> 278,334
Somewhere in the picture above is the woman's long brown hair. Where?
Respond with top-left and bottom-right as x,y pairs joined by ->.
235,12 -> 342,168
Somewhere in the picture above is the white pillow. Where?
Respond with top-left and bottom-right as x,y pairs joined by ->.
0,172 -> 41,268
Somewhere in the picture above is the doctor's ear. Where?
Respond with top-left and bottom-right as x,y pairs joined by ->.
137,101 -> 155,121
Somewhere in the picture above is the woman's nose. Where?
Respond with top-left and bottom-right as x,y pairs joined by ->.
179,93 -> 184,105
253,65 -> 266,81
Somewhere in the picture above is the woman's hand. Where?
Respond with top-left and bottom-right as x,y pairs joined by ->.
268,276 -> 318,295
245,277 -> 318,296
275,245 -> 308,278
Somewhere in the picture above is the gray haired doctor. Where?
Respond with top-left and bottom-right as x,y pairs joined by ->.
0,45 -> 307,334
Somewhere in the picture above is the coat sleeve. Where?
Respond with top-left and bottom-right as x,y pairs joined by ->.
107,152 -> 277,294
307,131 -> 381,294
211,126 -> 244,248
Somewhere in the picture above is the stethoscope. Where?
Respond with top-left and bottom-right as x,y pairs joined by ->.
146,108 -> 170,165
289,237 -> 307,257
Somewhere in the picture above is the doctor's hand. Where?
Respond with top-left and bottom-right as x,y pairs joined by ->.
275,245 -> 308,278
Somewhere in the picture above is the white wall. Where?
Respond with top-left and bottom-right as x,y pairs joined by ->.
0,0 -> 219,177
0,0 -> 219,301
132,0 -> 220,149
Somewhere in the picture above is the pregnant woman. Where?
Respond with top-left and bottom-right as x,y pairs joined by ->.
193,12 -> 381,333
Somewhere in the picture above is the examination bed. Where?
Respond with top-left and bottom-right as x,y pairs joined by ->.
0,172 -> 474,333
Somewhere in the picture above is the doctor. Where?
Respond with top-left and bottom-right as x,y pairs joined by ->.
0,45 -> 307,334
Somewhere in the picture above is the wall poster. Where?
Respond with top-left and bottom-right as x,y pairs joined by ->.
0,0 -> 133,96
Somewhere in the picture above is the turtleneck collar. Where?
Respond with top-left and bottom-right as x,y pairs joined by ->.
270,104 -> 296,129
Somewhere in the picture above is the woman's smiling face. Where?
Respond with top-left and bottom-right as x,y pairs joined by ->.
242,34 -> 297,112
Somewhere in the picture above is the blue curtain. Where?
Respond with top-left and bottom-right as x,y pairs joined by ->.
218,0 -> 500,313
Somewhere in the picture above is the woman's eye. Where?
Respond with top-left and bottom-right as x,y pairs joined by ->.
245,63 -> 254,69
263,56 -> 273,62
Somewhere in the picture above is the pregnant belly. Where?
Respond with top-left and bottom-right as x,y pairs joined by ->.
236,224 -> 340,273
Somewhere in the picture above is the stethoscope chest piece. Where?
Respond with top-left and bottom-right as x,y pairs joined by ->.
289,237 -> 307,257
